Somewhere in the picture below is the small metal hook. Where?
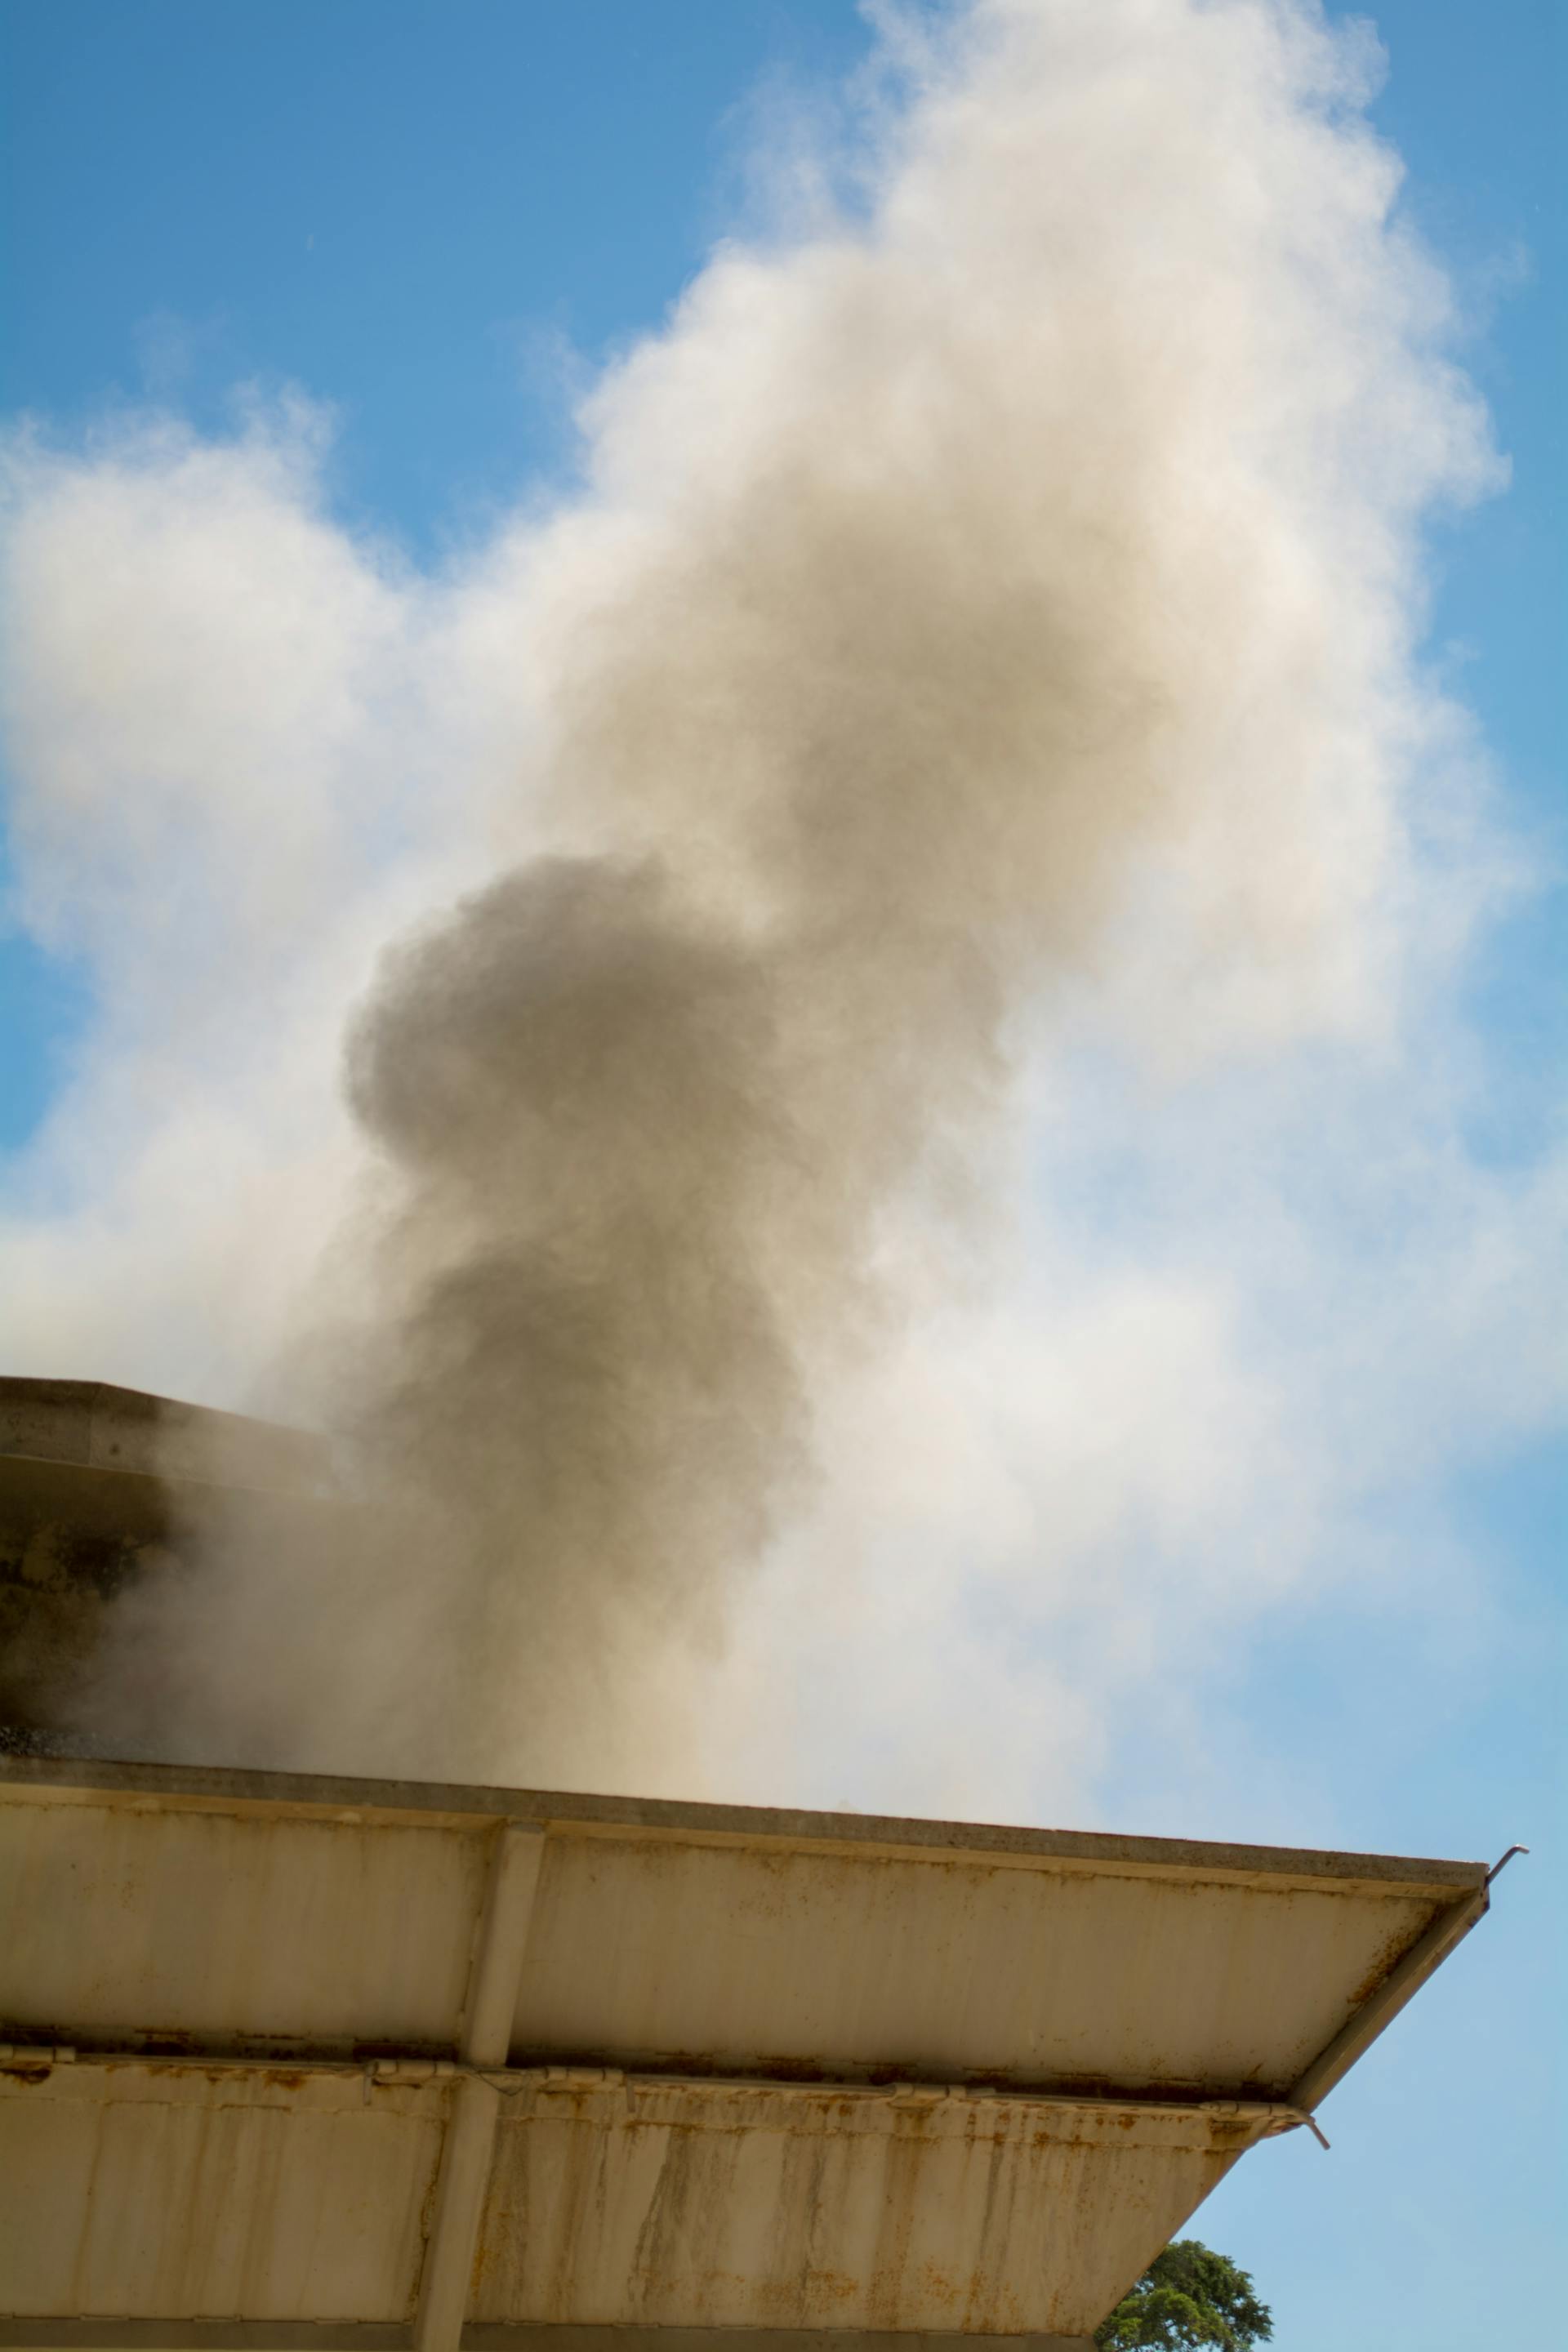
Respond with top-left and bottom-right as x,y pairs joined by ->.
1486,1844 -> 1530,1885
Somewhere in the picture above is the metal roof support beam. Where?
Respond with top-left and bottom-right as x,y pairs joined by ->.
414,1824 -> 545,2352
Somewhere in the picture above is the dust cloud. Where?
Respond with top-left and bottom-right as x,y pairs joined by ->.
71,0 -> 1500,1787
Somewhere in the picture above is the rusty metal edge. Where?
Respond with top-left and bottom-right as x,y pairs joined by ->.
0,2331 -> 1094,2352
1287,1884 -> 1491,2118
0,1754 -> 1490,1896
0,2048 -> 1304,2132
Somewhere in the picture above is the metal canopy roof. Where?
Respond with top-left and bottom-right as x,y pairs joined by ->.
0,1755 -> 1492,2352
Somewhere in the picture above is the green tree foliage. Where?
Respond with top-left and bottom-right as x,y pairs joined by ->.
1094,2239 -> 1272,2350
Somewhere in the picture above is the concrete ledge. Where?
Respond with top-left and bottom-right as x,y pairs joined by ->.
0,2331 -> 1097,2352
0,1748 -> 1490,1895
0,1379 -> 330,1493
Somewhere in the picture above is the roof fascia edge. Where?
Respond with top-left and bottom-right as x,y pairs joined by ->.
1289,1883 -> 1490,2115
0,1754 -> 1490,1897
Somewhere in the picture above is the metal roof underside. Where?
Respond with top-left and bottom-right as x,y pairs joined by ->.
0,1757 -> 1492,2352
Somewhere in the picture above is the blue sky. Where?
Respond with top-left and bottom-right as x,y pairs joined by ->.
1,4 -> 1562,2345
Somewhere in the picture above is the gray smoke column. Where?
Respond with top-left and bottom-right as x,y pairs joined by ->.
80,0 -> 1493,1784
336,399 -> 1165,1757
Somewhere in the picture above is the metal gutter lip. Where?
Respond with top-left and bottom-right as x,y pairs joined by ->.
0,1753 -> 1492,1896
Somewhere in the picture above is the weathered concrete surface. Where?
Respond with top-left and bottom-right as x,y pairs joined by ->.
0,1379 -> 332,1746
0,2061 -> 1232,2340
0,1756 -> 1492,2350
0,2060 -> 439,2323
474,2077 -> 1247,2335
0,1379 -> 330,1493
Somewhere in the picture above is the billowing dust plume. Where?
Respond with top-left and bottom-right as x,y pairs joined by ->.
78,0 -> 1494,1785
